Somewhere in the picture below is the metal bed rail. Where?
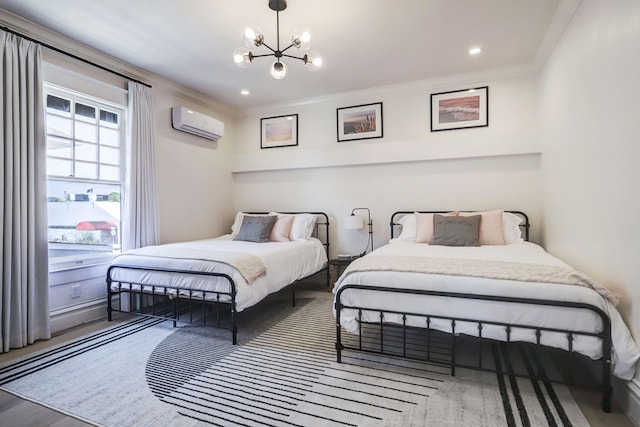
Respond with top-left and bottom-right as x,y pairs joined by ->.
335,284 -> 613,412
106,265 -> 238,343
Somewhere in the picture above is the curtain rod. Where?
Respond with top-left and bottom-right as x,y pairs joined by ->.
1,25 -> 151,88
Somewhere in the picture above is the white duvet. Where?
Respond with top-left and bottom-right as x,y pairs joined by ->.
334,242 -> 639,380
110,235 -> 327,312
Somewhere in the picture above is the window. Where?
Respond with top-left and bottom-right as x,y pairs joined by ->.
45,84 -> 126,271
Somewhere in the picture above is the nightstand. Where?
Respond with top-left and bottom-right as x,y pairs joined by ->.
328,256 -> 359,286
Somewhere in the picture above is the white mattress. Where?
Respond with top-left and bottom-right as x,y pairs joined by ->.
110,235 -> 327,312
333,242 -> 639,380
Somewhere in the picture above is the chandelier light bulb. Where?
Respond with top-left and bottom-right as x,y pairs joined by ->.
292,29 -> 311,50
244,27 -> 264,47
270,61 -> 287,79
304,51 -> 323,71
233,48 -> 253,68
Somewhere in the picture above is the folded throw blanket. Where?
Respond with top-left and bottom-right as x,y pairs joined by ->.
112,245 -> 266,284
341,255 -> 618,305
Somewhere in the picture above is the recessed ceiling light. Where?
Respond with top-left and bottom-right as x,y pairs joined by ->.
240,90 -> 250,96
469,47 -> 482,56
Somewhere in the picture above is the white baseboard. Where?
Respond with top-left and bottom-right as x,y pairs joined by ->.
50,299 -> 107,335
615,377 -> 640,426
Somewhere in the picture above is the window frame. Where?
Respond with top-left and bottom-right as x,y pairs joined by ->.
45,83 -> 127,272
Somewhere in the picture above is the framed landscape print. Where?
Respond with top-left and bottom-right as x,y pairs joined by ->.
337,102 -> 383,142
430,86 -> 488,131
260,114 -> 298,149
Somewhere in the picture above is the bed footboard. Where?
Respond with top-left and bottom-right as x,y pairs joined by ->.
107,265 -> 238,344
334,284 -> 613,413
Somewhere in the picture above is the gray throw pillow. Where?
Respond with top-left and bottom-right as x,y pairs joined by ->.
233,215 -> 277,243
431,214 -> 481,247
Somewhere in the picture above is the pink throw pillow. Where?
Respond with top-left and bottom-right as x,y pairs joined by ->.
459,210 -> 505,245
270,215 -> 295,242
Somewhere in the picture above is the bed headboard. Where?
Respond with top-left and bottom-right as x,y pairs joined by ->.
244,212 -> 330,257
390,210 -> 530,242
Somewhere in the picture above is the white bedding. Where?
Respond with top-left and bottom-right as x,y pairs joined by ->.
110,235 -> 327,312
333,242 -> 639,380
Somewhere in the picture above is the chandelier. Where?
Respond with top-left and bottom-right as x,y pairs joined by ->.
232,0 -> 322,79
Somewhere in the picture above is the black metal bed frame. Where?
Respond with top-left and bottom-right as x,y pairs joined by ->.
107,212 -> 330,345
334,210 -> 613,412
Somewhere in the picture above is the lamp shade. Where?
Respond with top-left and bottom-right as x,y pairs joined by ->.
344,215 -> 364,230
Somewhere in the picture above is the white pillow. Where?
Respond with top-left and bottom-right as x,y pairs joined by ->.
395,214 -> 417,241
289,213 -> 317,241
230,212 -> 246,237
503,212 -> 524,244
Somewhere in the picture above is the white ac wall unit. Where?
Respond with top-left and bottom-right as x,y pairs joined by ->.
171,106 -> 224,141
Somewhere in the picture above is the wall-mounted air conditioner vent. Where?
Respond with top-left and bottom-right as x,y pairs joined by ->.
171,106 -> 224,141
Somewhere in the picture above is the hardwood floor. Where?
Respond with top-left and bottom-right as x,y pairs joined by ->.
0,389 -> 92,427
0,276 -> 635,426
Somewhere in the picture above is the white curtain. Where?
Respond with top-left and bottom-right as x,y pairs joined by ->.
0,31 -> 50,352
123,81 -> 160,250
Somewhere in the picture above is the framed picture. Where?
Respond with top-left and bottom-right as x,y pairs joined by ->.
260,114 -> 298,149
430,86 -> 488,132
337,102 -> 383,142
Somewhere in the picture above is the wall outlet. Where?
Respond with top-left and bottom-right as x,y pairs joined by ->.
70,284 -> 81,299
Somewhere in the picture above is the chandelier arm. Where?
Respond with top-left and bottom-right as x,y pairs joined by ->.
251,53 -> 279,59
281,53 -> 306,62
279,43 -> 296,54
258,42 -> 277,54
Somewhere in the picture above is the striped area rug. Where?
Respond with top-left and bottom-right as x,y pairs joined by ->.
0,293 -> 589,426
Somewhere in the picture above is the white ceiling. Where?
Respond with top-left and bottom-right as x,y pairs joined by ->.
0,0 -> 573,110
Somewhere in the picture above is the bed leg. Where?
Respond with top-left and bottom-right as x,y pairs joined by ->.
231,302 -> 238,345
602,321 -> 613,413
326,265 -> 330,288
335,301 -> 343,363
107,288 -> 112,321
172,298 -> 177,328
602,358 -> 612,413
602,388 -> 612,413
232,319 -> 238,345
106,271 -> 113,321
291,285 -> 296,308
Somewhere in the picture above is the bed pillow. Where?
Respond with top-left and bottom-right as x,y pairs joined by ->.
459,210 -> 505,245
415,211 -> 458,243
233,215 -> 277,243
396,214 -> 417,241
503,212 -> 524,244
431,214 -> 481,247
269,215 -> 295,242
230,212 -> 246,237
288,213 -> 317,241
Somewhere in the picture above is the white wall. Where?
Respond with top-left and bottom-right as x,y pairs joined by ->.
539,0 -> 640,416
152,86 -> 236,243
232,72 -> 543,256
539,0 -> 640,350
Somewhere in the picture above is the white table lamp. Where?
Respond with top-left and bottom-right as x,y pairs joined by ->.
344,207 -> 373,257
